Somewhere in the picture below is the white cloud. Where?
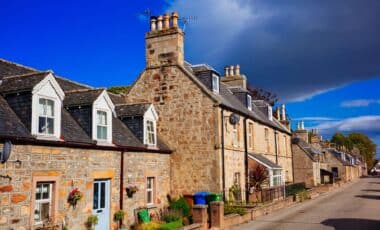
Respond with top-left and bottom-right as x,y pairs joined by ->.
310,116 -> 380,133
340,99 -> 380,107
293,117 -> 337,121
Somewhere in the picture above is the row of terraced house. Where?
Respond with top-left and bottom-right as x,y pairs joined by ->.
0,12 -> 367,229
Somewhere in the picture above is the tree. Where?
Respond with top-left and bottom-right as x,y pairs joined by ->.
331,132 -> 377,169
247,86 -> 278,106
249,164 -> 268,191
107,85 -> 131,95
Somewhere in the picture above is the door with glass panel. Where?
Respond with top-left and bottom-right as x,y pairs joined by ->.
93,179 -> 110,229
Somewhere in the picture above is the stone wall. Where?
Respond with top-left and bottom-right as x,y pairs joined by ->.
0,144 -> 121,229
126,66 -> 221,195
324,152 -> 347,181
291,143 -> 315,187
122,151 -> 171,226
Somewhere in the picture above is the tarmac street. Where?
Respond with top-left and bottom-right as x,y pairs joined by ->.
233,177 -> 380,230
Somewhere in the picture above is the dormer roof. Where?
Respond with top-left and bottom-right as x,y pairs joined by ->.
64,89 -> 105,107
116,103 -> 151,117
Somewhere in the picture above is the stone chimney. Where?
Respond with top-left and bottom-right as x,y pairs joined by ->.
294,121 -> 308,143
220,64 -> 247,89
145,12 -> 184,68
278,104 -> 290,130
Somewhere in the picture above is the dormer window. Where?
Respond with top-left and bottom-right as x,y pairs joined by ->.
268,106 -> 273,121
247,95 -> 252,111
212,74 -> 219,93
145,120 -> 156,145
96,110 -> 108,140
38,98 -> 55,135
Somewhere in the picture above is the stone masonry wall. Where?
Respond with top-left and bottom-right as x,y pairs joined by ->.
0,144 -> 121,230
291,143 -> 315,187
324,152 -> 347,182
122,152 -> 171,226
126,66 -> 220,195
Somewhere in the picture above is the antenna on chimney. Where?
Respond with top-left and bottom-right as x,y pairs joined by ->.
179,16 -> 197,32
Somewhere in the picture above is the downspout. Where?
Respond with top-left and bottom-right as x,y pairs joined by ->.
119,150 -> 124,215
274,132 -> 278,164
221,109 -> 226,200
243,118 -> 249,202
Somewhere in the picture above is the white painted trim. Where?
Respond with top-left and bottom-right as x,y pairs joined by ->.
92,90 -> 115,144
143,105 -> 158,146
31,74 -> 64,139
212,73 -> 219,93
248,154 -> 282,170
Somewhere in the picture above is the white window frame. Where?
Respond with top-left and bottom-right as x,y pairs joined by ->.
31,73 -> 64,139
96,110 -> 108,141
233,124 -> 238,147
37,98 -> 55,136
268,106 -> 273,121
145,120 -> 156,146
270,169 -> 283,187
34,182 -> 53,225
146,177 -> 155,205
247,95 -> 252,111
248,123 -> 253,149
92,90 -> 114,144
212,73 -> 219,93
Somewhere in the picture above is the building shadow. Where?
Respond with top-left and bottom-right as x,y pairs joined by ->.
321,218 -> 380,230
355,195 -> 380,200
368,182 -> 380,184
362,189 -> 380,192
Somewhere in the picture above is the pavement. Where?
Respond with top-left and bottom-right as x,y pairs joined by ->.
233,177 -> 380,230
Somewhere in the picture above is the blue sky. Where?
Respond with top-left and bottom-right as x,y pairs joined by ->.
1,1 -> 380,156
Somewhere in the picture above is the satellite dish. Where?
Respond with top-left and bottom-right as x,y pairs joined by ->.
229,113 -> 240,125
0,141 -> 12,163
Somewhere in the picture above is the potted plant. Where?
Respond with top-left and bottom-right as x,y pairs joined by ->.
67,188 -> 83,208
86,215 -> 98,230
114,210 -> 127,229
126,183 -> 139,198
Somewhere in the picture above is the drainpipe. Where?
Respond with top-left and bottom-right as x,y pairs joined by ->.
119,150 -> 124,207
274,132 -> 278,164
221,109 -> 226,201
243,118 -> 249,202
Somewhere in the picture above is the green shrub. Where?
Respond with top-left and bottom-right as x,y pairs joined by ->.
224,205 -> 247,216
162,209 -> 182,223
159,220 -> 183,230
286,182 -> 306,197
169,196 -> 190,217
297,189 -> 310,202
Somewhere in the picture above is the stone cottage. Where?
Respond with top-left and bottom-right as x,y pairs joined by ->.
0,59 -> 171,229
125,12 -> 293,201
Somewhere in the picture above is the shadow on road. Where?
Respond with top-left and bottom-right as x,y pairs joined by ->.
368,182 -> 380,184
355,195 -> 380,200
362,189 -> 380,192
321,218 -> 380,230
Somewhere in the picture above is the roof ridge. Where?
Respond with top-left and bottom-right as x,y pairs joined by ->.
2,71 -> 49,80
0,58 -> 40,72
65,88 -> 105,94
55,76 -> 94,89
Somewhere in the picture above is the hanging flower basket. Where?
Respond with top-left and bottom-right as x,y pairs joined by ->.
126,184 -> 139,198
67,188 -> 83,208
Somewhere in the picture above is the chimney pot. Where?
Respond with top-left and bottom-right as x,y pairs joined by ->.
157,15 -> 163,30
229,65 -> 234,76
163,13 -> 170,29
224,66 -> 229,77
281,104 -> 286,121
171,12 -> 179,28
235,64 -> 240,75
150,17 -> 157,31
276,107 -> 280,120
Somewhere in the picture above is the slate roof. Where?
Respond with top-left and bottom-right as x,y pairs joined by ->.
292,137 -> 323,161
0,59 -> 37,79
115,103 -> 151,117
64,89 -> 104,106
0,96 -> 32,138
184,64 -> 290,134
61,109 -> 94,144
108,93 -> 125,105
0,59 -> 171,153
248,153 -> 282,169
0,72 -> 49,94
328,148 -> 352,166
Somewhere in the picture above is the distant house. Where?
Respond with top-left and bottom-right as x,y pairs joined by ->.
125,12 -> 293,202
0,59 -> 171,229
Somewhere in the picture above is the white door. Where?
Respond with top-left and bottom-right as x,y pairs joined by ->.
93,179 -> 110,230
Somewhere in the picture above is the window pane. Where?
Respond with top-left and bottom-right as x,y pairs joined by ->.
100,182 -> 105,208
36,184 -> 42,200
42,184 -> 50,199
41,202 -> 50,222
147,191 -> 152,204
93,183 -> 99,209
46,100 -> 54,116
97,126 -> 107,140
39,98 -> 46,115
39,117 -> 46,133
34,203 -> 41,222
97,111 -> 107,125
47,118 -> 54,134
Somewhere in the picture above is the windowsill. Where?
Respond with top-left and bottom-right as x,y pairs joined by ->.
96,140 -> 115,146
145,144 -> 158,150
146,204 -> 157,209
36,135 -> 63,142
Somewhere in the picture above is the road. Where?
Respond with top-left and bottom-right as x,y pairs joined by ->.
233,177 -> 380,230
